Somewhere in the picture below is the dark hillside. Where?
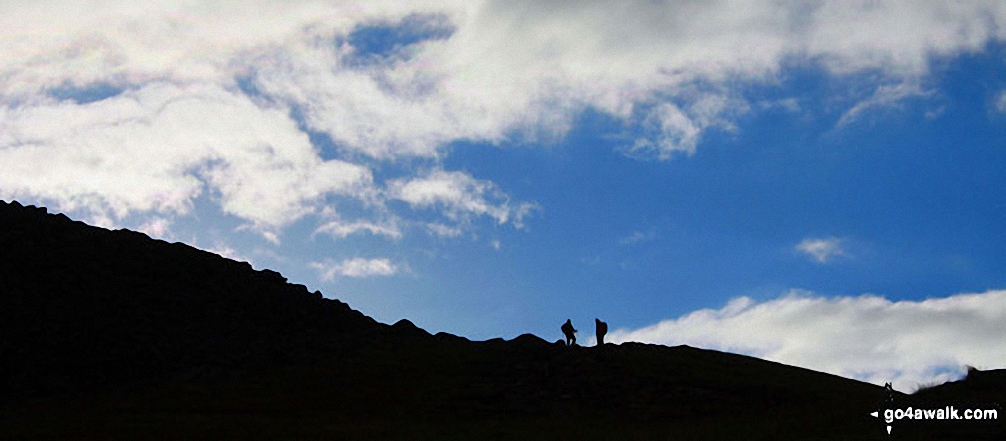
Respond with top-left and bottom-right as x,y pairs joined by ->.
1,200 -> 1000,440
0,200 -> 382,399
891,368 -> 1005,439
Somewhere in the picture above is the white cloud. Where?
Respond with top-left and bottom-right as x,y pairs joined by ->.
315,218 -> 402,239
608,290 -> 1006,391
5,0 -> 989,162
627,94 -> 748,159
629,103 -> 702,158
836,83 -> 931,127
760,98 -> 801,112
425,222 -> 464,238
260,231 -> 281,246
997,90 -> 1006,113
388,169 -> 535,227
796,237 -> 845,263
3,2 -> 1003,159
0,1 -> 1004,236
311,257 -> 399,280
136,217 -> 173,240
0,82 -> 374,229
0,1 -> 430,99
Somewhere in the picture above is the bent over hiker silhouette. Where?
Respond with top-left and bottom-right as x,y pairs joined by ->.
595,318 -> 608,346
561,319 -> 577,346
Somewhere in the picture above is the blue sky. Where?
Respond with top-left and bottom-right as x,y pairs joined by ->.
2,1 -> 1005,390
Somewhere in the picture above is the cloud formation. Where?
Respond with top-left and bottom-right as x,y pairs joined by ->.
836,83 -> 930,127
796,237 -> 845,263
1,1 -> 1004,236
315,218 -> 402,239
425,222 -> 464,238
388,169 -> 535,227
0,82 -> 374,228
310,257 -> 399,280
608,290 -> 1006,391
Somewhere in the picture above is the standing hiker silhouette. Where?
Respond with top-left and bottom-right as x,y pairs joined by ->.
561,319 -> 577,346
595,318 -> 608,346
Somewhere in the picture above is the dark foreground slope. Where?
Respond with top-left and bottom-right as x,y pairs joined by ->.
1,201 -> 1001,440
0,201 -> 382,399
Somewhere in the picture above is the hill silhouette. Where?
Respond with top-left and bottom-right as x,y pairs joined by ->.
1,200 -> 1001,440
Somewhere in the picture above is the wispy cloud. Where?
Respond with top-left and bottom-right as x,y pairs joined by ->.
310,257 -> 399,280
136,217 -> 173,240
997,90 -> 1006,113
388,169 -> 536,227
836,83 -> 930,127
627,94 -> 748,159
796,237 -> 845,263
759,97 -> 801,113
260,231 -> 281,246
425,222 -> 463,238
315,218 -> 402,239
609,290 -> 1006,391
620,229 -> 656,245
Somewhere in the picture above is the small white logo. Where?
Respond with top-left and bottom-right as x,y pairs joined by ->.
869,411 -> 892,434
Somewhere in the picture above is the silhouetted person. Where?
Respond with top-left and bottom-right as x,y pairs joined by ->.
561,319 -> 577,346
595,318 -> 608,346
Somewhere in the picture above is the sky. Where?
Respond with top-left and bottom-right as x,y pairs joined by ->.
2,1 -> 1005,391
